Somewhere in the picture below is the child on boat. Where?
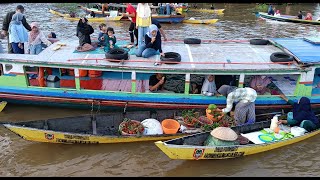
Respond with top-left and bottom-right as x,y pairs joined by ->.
28,22 -> 52,55
136,24 -> 165,58
249,75 -> 271,95
103,27 -> 118,52
278,95 -> 319,132
98,23 -> 107,47
201,75 -> 217,96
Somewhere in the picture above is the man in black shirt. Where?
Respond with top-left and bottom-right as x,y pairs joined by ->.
297,11 -> 303,19
1,5 -> 31,53
149,73 -> 166,92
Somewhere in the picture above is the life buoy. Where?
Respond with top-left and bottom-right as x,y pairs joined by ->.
105,48 -> 129,62
184,38 -> 201,44
249,39 -> 269,45
270,52 -> 294,62
79,70 -> 88,77
160,52 -> 181,64
88,70 -> 102,78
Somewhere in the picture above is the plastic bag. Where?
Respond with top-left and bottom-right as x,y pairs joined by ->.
141,119 -> 163,135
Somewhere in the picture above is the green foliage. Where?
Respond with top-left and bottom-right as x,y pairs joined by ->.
253,3 -> 269,12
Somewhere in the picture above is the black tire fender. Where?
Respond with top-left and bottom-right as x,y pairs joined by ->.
105,48 -> 129,62
270,52 -> 294,62
184,38 -> 201,44
160,52 -> 181,64
249,39 -> 269,45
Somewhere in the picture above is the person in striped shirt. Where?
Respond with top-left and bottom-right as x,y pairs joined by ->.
217,85 -> 257,125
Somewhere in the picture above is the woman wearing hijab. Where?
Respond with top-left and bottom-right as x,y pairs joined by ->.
76,17 -> 94,46
136,24 -> 165,58
136,3 -> 151,49
28,22 -> 52,55
274,10 -> 281,17
217,85 -> 257,125
8,12 -> 28,54
201,75 -> 217,96
279,95 -> 319,132
250,75 -> 271,95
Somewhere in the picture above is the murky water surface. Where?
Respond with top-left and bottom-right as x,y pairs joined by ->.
0,3 -> 320,177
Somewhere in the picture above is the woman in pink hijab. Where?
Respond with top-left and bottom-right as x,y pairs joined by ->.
250,75 -> 271,95
274,10 -> 281,17
28,22 -> 52,54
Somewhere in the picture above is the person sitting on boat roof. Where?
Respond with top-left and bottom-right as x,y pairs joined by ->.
97,23 -> 107,47
274,10 -> 281,17
267,5 -> 274,16
217,85 -> 257,126
201,75 -> 217,96
297,11 -> 303,19
149,73 -> 174,93
28,22 -> 52,55
136,24 -> 165,58
151,18 -> 167,41
8,12 -> 28,54
249,75 -> 271,95
103,27 -> 119,52
76,17 -> 94,46
305,13 -> 313,20
136,3 -> 152,49
278,95 -> 319,132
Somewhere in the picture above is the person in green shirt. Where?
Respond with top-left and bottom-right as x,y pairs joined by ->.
103,27 -> 118,52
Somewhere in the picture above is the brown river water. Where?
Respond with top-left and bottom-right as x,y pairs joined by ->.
1,3 -> 320,177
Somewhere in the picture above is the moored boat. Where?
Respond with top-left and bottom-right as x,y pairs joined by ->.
182,18 -> 218,24
0,37 -> 320,112
2,109 -> 210,144
155,120 -> 320,160
256,12 -> 320,25
187,8 -> 225,14
0,101 -> 7,112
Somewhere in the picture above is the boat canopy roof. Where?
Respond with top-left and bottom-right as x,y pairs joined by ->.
270,38 -> 320,65
0,38 -> 303,73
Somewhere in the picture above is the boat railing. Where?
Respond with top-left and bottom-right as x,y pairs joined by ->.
67,58 -> 294,67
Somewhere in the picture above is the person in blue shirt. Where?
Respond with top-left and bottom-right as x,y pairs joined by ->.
136,24 -> 165,58
267,5 -> 275,15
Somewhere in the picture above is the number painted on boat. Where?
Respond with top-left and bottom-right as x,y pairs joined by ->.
204,152 -> 245,159
56,138 -> 99,144
214,146 -> 238,152
64,134 -> 89,140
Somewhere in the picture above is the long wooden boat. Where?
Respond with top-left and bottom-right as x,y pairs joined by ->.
256,12 -> 320,25
182,18 -> 218,24
0,101 -> 7,112
79,5 -> 186,23
49,9 -> 123,22
0,37 -> 320,112
155,120 -> 320,160
187,8 -> 225,14
2,109 -> 206,144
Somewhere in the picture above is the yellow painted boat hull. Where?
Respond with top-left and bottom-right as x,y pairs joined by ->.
155,129 -> 320,160
0,101 -> 7,112
188,8 -> 225,14
182,19 -> 218,24
64,16 -> 123,22
3,124 -> 186,144
49,9 -> 69,18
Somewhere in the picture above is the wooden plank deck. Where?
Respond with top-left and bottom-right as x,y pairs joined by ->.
0,38 -> 302,72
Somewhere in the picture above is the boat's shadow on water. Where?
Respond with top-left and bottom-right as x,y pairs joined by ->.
162,135 -> 320,177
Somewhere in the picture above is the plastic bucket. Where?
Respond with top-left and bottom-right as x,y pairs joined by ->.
161,119 -> 180,134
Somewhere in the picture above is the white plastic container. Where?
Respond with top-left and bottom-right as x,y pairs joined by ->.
141,118 -> 163,135
270,115 -> 279,132
290,126 -> 306,137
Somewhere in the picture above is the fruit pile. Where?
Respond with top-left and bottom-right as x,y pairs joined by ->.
206,104 -> 224,122
119,118 -> 145,135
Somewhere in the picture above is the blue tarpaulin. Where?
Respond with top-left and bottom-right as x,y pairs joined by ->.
270,38 -> 320,64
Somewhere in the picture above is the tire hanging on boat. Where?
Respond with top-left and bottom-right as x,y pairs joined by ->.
184,38 -> 201,44
105,48 -> 129,62
160,52 -> 181,64
249,39 -> 269,45
270,52 -> 294,62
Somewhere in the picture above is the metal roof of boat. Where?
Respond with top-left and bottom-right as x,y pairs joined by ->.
270,38 -> 320,64
0,38 -> 302,73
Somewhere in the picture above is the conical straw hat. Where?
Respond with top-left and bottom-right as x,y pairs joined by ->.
210,127 -> 238,141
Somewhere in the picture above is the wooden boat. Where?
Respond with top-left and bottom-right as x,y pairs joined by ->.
2,109 -> 206,144
0,101 -> 7,112
182,18 -> 218,24
187,8 -> 225,14
1,36 -> 320,112
155,120 -> 320,160
256,12 -> 320,25
79,5 -> 186,23
49,9 -> 123,22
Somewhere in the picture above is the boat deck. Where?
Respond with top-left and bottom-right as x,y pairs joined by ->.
0,38 -> 302,72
